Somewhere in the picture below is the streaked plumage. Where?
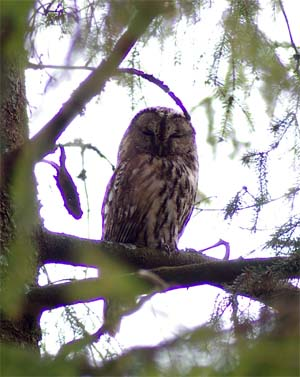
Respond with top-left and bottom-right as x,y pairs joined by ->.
101,106 -> 198,251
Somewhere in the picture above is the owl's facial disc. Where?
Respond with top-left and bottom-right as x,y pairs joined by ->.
137,111 -> 193,156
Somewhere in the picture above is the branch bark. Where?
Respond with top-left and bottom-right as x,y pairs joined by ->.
37,228 -> 217,269
37,228 -> 300,274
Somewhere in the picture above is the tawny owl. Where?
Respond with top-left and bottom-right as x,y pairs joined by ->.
101,106 -> 199,251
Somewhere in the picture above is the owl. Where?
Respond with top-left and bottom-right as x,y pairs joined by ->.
101,106 -> 199,251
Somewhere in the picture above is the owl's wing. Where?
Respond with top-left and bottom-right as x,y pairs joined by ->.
101,160 -> 151,244
176,172 -> 198,240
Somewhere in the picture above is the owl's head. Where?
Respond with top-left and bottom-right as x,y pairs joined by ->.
118,107 -> 197,161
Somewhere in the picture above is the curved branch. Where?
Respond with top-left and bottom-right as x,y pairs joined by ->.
278,0 -> 300,73
27,5 -> 165,163
117,68 -> 191,119
27,64 -> 191,119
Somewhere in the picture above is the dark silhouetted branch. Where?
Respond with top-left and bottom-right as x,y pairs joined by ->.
27,5 -> 165,163
118,68 -> 191,119
278,0 -> 300,73
27,64 -> 191,119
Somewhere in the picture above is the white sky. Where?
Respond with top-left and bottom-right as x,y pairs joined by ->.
26,0 -> 300,355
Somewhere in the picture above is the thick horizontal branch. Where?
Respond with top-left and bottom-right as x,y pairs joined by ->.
37,229 -> 300,280
153,262 -> 300,313
37,228 -> 217,269
29,229 -> 300,314
29,228 -> 300,322
151,257 -> 300,287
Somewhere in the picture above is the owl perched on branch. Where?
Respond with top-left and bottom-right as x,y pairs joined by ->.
101,107 -> 199,251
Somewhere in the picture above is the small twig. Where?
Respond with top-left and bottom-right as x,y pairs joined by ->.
79,146 -> 91,236
278,0 -> 300,73
27,62 -> 94,71
199,239 -> 230,260
194,188 -> 300,213
62,140 -> 115,171
56,273 -> 167,354
56,325 -> 105,360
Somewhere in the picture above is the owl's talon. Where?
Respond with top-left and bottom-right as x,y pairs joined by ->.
162,244 -> 171,253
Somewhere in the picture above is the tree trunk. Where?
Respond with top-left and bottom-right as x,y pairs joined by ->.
0,3 -> 41,349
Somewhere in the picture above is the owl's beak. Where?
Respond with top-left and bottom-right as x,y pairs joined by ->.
157,143 -> 164,157
156,138 -> 171,157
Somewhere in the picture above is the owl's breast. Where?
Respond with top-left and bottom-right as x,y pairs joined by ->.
102,106 -> 199,249
102,152 -> 198,249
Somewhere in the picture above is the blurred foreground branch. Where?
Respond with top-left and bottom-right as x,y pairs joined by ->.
27,262 -> 299,313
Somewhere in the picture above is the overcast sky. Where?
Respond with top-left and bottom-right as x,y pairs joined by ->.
27,0 -> 300,353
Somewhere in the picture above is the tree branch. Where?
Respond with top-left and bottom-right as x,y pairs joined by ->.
36,228 -> 216,269
27,228 -> 300,335
278,0 -> 300,73
26,273 -> 299,322
27,5 -> 165,163
26,275 -> 151,315
27,64 -> 191,119
27,63 -> 95,71
37,229 -> 300,277
28,230 -> 300,314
